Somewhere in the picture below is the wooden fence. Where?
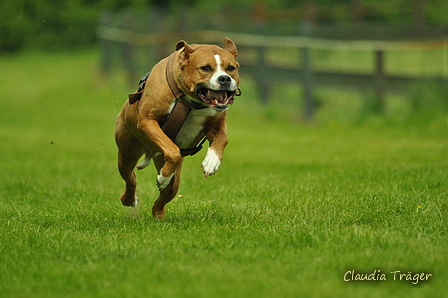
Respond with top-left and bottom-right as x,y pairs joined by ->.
97,14 -> 448,120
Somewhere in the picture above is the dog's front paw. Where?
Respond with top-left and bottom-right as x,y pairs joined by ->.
156,172 -> 174,190
202,148 -> 221,177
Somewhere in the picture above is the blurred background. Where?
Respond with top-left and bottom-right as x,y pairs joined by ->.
1,0 -> 447,124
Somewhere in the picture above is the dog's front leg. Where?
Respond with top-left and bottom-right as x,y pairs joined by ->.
202,116 -> 228,177
138,118 -> 181,190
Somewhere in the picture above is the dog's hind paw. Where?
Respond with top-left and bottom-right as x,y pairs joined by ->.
137,152 -> 155,170
120,193 -> 138,207
152,207 -> 166,221
137,158 -> 151,170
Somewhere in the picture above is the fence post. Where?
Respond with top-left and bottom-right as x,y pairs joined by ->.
98,11 -> 113,75
374,49 -> 385,113
254,2 -> 270,104
302,46 -> 314,121
413,0 -> 425,32
301,13 -> 315,121
121,11 -> 136,85
256,46 -> 270,104
151,7 -> 168,61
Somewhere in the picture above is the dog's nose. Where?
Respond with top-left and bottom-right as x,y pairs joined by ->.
218,75 -> 232,86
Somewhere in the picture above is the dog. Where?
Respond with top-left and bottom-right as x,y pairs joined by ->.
114,38 -> 240,219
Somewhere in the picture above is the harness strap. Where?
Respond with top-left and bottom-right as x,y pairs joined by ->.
127,53 -> 207,157
161,98 -> 190,141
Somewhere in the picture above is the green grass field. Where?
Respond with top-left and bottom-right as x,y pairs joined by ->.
0,49 -> 447,297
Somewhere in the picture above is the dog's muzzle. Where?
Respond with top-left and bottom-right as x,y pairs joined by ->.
195,85 -> 241,112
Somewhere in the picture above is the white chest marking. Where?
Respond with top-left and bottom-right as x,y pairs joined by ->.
174,107 -> 216,148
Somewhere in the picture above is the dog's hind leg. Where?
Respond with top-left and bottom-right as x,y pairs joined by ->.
115,126 -> 144,207
151,152 -> 184,220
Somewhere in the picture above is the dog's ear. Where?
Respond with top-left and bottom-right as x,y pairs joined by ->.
175,40 -> 187,51
223,37 -> 238,57
176,40 -> 195,65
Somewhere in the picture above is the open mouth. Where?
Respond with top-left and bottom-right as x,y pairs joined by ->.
196,88 -> 236,110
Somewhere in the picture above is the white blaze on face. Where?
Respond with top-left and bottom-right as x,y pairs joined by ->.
209,54 -> 237,91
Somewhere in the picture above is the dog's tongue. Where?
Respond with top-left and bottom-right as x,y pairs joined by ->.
207,90 -> 227,101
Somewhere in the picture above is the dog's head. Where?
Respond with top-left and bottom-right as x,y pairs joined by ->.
176,38 -> 240,112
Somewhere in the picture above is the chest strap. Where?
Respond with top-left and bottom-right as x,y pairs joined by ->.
162,97 -> 206,157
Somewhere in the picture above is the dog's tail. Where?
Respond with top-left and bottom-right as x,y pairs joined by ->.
136,151 -> 156,170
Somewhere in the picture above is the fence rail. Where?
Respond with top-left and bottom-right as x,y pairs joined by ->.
97,26 -> 448,51
97,18 -> 448,120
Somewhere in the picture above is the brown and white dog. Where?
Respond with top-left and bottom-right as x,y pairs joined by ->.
114,38 -> 240,219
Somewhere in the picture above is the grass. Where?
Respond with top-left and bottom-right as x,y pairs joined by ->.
0,48 -> 447,298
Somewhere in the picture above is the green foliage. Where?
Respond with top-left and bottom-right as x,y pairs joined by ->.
2,0 -> 448,53
0,49 -> 447,298
0,0 -> 148,52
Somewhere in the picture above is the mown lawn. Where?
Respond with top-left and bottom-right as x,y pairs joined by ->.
0,49 -> 447,298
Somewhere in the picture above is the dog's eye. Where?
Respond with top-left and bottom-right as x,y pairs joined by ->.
227,66 -> 236,72
200,65 -> 212,72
